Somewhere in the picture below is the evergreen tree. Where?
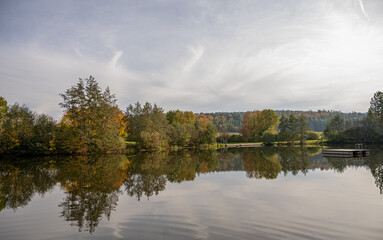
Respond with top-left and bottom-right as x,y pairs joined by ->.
368,91 -> 383,124
278,114 -> 289,141
297,115 -> 309,145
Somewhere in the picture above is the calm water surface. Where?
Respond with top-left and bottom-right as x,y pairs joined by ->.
0,147 -> 383,239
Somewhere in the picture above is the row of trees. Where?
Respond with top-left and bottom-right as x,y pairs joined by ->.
324,91 -> 383,143
240,109 -> 313,145
240,91 -> 383,145
125,103 -> 218,149
0,76 -> 218,155
197,110 -> 365,133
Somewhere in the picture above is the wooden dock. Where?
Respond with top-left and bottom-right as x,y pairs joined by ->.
322,149 -> 371,157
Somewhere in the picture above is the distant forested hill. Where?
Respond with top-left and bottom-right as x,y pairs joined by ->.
197,110 -> 366,133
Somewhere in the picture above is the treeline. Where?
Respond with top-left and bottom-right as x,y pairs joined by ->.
198,110 -> 365,133
124,103 -> 217,149
323,91 -> 383,144
236,109 -> 316,145
195,112 -> 244,132
0,76 -> 218,156
0,75 -> 379,155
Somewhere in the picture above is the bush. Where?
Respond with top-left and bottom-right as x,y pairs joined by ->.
262,131 -> 276,146
227,134 -> 246,143
307,132 -> 319,140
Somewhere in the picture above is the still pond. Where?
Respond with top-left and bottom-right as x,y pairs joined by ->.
0,147 -> 382,239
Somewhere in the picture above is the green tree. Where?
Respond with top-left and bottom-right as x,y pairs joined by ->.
278,114 -> 306,144
298,115 -> 309,145
0,104 -> 35,154
31,114 -> 57,154
278,114 -> 289,141
287,114 -> 299,144
57,76 -> 126,154
262,131 -> 276,146
125,102 -> 170,149
200,123 -> 218,144
324,114 -> 345,142
368,91 -> 383,124
166,110 -> 197,146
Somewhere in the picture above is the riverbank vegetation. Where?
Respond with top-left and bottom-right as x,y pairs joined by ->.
0,76 -> 218,156
323,91 -> 383,144
0,76 -> 380,156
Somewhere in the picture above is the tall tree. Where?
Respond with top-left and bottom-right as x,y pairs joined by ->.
297,115 -> 309,145
166,110 -> 197,146
287,114 -> 299,144
0,104 -> 35,154
278,114 -> 289,141
368,91 -> 383,124
125,102 -> 169,149
58,76 -> 126,154
323,114 -> 345,141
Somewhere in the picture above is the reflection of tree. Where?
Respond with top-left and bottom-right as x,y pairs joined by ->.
124,152 -> 168,201
279,148 -> 311,176
125,174 -> 167,201
59,190 -> 120,233
167,150 -> 219,182
326,158 -> 348,173
124,150 -> 219,200
55,155 -> 129,233
371,165 -> 383,194
242,149 -> 281,179
366,151 -> 383,194
0,159 -> 56,211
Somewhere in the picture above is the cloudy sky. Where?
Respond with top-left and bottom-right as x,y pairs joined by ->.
1,0 -> 383,118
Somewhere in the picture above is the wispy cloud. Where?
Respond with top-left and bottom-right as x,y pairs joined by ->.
1,0 -> 383,118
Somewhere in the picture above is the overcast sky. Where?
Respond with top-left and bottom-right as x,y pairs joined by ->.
1,0 -> 383,118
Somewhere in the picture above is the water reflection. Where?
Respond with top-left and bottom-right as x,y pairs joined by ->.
125,151 -> 219,200
242,149 -> 281,179
56,155 -> 129,233
0,159 -> 56,211
366,151 -> 383,194
1,147 -> 383,233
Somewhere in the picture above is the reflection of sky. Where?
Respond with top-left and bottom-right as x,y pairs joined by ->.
2,168 -> 380,239
114,169 -> 382,240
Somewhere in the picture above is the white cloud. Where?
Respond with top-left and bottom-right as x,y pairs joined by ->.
1,0 -> 383,117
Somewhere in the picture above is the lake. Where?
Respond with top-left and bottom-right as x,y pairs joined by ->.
0,147 -> 382,240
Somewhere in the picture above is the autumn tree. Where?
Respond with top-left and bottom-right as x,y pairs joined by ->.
166,110 -> 195,125
196,115 -> 218,144
57,76 -> 126,154
241,109 -> 279,142
166,110 -> 197,146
